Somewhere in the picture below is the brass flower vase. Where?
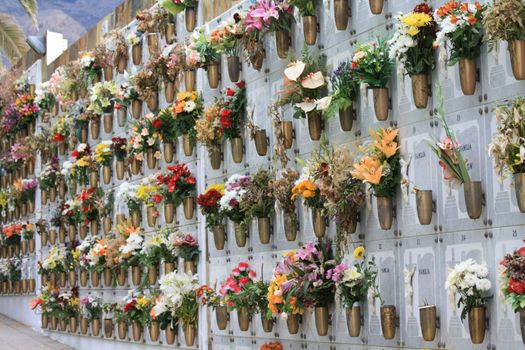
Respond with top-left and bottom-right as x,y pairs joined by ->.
29,238 -> 35,253
146,149 -> 157,169
90,170 -> 99,187
132,321 -> 142,341
104,267 -> 112,287
411,74 -> 429,109
132,43 -> 142,66
518,308 -> 525,344
303,16 -> 318,45
164,202 -> 174,224
132,265 -> 141,285
103,165 -> 111,184
275,30 -> 291,59
117,267 -> 127,286
92,319 -> 101,336
50,316 -> 58,330
59,271 -> 66,287
419,305 -> 437,342
165,325 -> 176,344
227,56 -> 241,82
185,70 -> 196,92
118,321 -> 127,340
148,265 -> 158,285
307,112 -> 322,141
68,271 -> 76,287
49,187 -> 57,202
380,305 -> 397,340
103,65 -> 113,81
81,126 -> 88,143
216,306 -> 229,330
91,117 -> 100,140
284,213 -> 297,241
165,23 -> 175,44
29,278 -> 35,292
116,213 -> 126,225
21,240 -> 27,255
346,303 -> 361,337
42,314 -> 49,329
131,158 -> 141,175
91,270 -> 100,287
234,222 -> 247,248
258,216 -> 271,244
237,307 -> 251,331
90,220 -> 99,236
261,312 -> 273,333
459,58 -> 477,95
369,0 -> 384,14
415,190 -> 433,225
207,61 -> 220,89
184,259 -> 195,274
373,87 -> 389,121
377,196 -> 393,230
339,107 -> 354,131
103,112 -> 113,134
59,182 -> 67,198
312,208 -> 326,238
117,57 -> 127,73
116,159 -> 125,180
68,224 -> 76,241
59,318 -> 67,332
231,137 -> 243,163
164,262 -> 176,274
117,107 -> 127,126
149,321 -> 160,342
80,270 -> 88,287
468,306 -> 486,344
315,307 -> 329,336
254,129 -> 268,156
183,196 -> 195,220
281,121 -> 294,149
103,216 -> 112,236
209,144 -> 222,170
147,206 -> 157,227
131,210 -> 141,228
515,173 -> 525,213
509,40 -> 525,80
104,319 -> 113,338
287,313 -> 300,334
146,33 -> 159,55
334,0 -> 350,30
69,317 -> 78,334
163,142 -> 174,163
212,225 -> 226,250
463,181 -> 482,219
41,189 -> 47,205
184,323 -> 196,347
185,7 -> 196,32
183,134 -> 193,156
132,99 -> 142,119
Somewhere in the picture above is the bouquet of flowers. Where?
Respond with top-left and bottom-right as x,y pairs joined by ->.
197,184 -> 224,230
244,0 -> 294,34
327,60 -> 359,118
126,31 -> 142,47
334,246 -> 379,308
122,293 -> 155,327
241,169 -> 275,220
77,187 -> 104,225
155,164 -> 196,206
291,177 -> 324,211
220,262 -> 259,315
483,0 -> 525,51
153,105 -> 178,145
20,178 -> 37,204
182,40 -> 205,71
213,13 -> 245,57
38,162 -> 59,192
94,141 -> 113,167
21,223 -> 34,241
88,81 -> 117,115
2,224 -> 22,247
35,82 -> 57,111
128,113 -> 161,161
51,115 -> 71,146
116,182 -> 141,217
171,91 -> 204,147
216,81 -> 246,141
111,137 -> 128,161
57,289 -> 80,321
80,51 -> 102,81
114,82 -> 139,108
61,199 -> 83,226
389,3 -> 437,77
140,229 -> 170,269
445,259 -> 491,320
158,0 -> 197,14
187,29 -> 221,66
117,224 -> 144,267
136,178 -> 163,209
500,243 -> 525,312
261,342 -> 283,350
195,102 -> 223,151
86,239 -> 108,274
220,174 -> 251,228
171,231 -> 199,262
70,143 -> 92,186
14,93 -> 39,127
130,70 -> 159,103
80,294 -> 103,321
351,37 -> 393,89
269,168 -> 299,222
435,2 -> 487,66
277,48 -> 331,120
197,284 -> 226,310
48,63 -> 81,108
38,246 -> 67,275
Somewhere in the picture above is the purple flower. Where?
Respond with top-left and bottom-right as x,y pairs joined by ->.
331,263 -> 348,282
296,242 -> 317,261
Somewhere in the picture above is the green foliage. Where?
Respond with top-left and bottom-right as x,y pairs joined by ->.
484,0 -> 525,49
289,0 -> 317,17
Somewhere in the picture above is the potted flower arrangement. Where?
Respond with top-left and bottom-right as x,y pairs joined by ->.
79,294 -> 102,335
188,30 -> 221,88
220,174 -> 251,247
128,114 -> 161,171
61,199 -> 83,239
80,51 -> 102,83
289,0 -> 318,45
500,243 -> 525,344
117,223 -> 144,285
70,143 -> 92,189
140,231 -> 165,285
47,64 -> 80,109
197,184 -> 225,249
146,51 -> 177,104
57,289 -> 80,333
445,259 -> 491,344
197,284 -> 229,330
220,262 -> 259,332
277,48 -> 330,141
94,142 -> 113,184
21,178 -> 37,213
389,3 -> 437,109
113,304 -> 128,339
2,225 -> 21,257
14,93 -> 39,132
172,231 -> 200,274
135,8 -> 163,55
155,163 -> 197,221
77,187 -> 104,236
111,137 -> 127,180
218,81 -> 246,163
435,2 -> 487,95
242,4 -> 267,71
428,85 -> 480,219
116,182 -> 141,227
328,60 -> 359,131
38,246 -> 67,287
268,239 -> 337,336
214,13 -> 245,82
137,179 -> 163,228
310,142 -> 366,236
88,81 -> 117,133
87,239 -> 108,287
172,91 -> 203,156
93,44 -> 115,81
484,0 -> 525,80
241,169 -> 275,244
74,236 -> 95,286
122,293 -> 155,342
488,97 -> 525,212
269,168 -> 299,241
196,102 -> 224,169
21,223 -> 35,253
113,32 -> 128,73
35,82 -> 57,113
351,37 -> 393,121
130,70 -> 159,113
180,41 -> 203,91
51,115 -> 70,155
334,246 -> 378,337
158,0 -> 198,32
291,175 -> 326,237
153,272 -> 199,346
71,111 -> 90,143
115,82 -> 140,122
127,31 -> 143,66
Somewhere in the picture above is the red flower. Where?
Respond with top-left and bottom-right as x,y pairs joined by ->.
238,262 -> 249,271
351,61 -> 357,69
114,103 -> 122,110
239,276 -> 250,286
226,88 -> 235,97
71,150 -> 79,158
152,119 -> 162,129
518,247 -> 525,257
509,279 -> 525,294
235,80 -> 245,89
53,133 -> 65,142
152,194 -> 163,204
220,109 -> 233,129
413,2 -> 432,14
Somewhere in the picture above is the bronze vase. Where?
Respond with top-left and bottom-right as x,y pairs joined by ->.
185,7 -> 196,32
149,321 -> 160,342
132,43 -> 142,65
146,148 -> 157,169
373,87 -> 389,121
132,321 -> 142,342
207,61 -> 220,89
307,112 -> 322,141
147,33 -> 159,55
380,305 -> 397,340
369,0 -> 384,14
92,319 -> 101,336
103,112 -> 113,134
281,121 -> 294,149
416,190 -> 433,225
287,313 -> 300,334
509,40 -> 525,80
234,222 -> 247,248
185,70 -> 196,92
116,159 -> 125,180
209,144 -> 222,170
312,208 -> 326,238
184,323 -> 196,347
103,216 -> 112,236
212,225 -> 226,250
468,306 -> 486,344
315,306 -> 329,336
258,216 -> 271,244
163,142 -> 174,163
103,65 -> 113,81
69,317 -> 78,334
80,318 -> 88,334
165,325 -> 176,344
164,262 -> 176,274
104,319 -> 113,338
68,271 -> 77,287
411,74 -> 429,109
118,321 -> 127,340
184,259 -> 195,274
237,307 -> 251,331
183,134 -> 194,156
303,16 -> 318,45
146,93 -> 158,112
164,202 -> 175,224
148,265 -> 158,285
463,181 -> 483,219
183,196 -> 195,220
377,196 -> 393,230
230,137 -> 243,163
132,99 -> 142,119
216,306 -> 228,330
165,23 -> 175,44
117,267 -> 127,286
91,117 -> 100,140
147,206 -> 157,228
459,58 -> 477,95
254,129 -> 268,156
346,303 -> 361,337
91,270 -> 100,288
334,0 -> 350,30
117,57 -> 127,73
227,56 -> 241,82
419,305 -> 437,342
339,107 -> 354,131
104,268 -> 112,287
132,265 -> 141,286
80,270 -> 88,287
103,165 -> 111,184
275,30 -> 290,59
117,106 -> 127,126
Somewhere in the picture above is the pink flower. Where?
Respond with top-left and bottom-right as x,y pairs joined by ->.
239,277 -> 250,286
248,270 -> 256,279
232,268 -> 240,276
238,262 -> 249,271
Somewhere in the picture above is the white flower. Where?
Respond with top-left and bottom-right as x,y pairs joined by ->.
284,61 -> 306,81
301,71 -> 325,89
183,101 -> 196,112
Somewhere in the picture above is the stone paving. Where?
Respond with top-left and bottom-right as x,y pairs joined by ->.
0,314 -> 74,350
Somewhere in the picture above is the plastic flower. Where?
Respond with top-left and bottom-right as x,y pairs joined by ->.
354,246 -> 365,259
284,61 -> 306,82
351,156 -> 383,185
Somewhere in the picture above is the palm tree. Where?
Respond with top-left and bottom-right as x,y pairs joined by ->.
0,0 -> 38,65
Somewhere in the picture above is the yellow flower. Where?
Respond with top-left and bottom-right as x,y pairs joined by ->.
76,159 -> 88,167
401,12 -> 432,28
205,184 -> 225,195
354,246 -> 365,259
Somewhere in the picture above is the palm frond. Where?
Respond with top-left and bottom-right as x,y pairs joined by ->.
18,0 -> 38,27
0,13 -> 29,64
